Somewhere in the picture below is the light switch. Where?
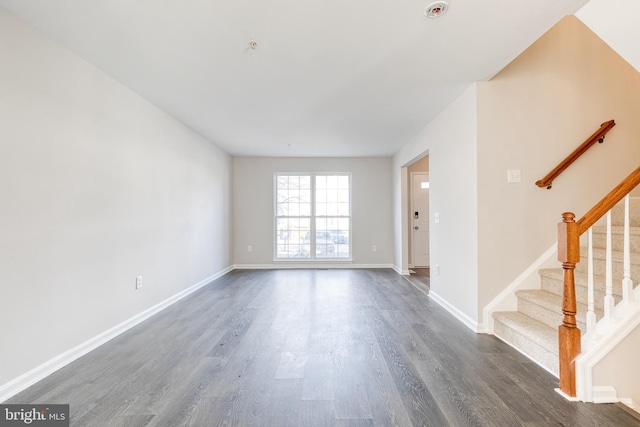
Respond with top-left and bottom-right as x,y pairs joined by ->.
507,169 -> 521,183
434,212 -> 440,224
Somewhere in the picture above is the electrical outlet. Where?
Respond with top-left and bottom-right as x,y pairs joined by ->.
435,265 -> 440,276
136,276 -> 142,289
372,245 -> 377,252
247,245 -> 252,252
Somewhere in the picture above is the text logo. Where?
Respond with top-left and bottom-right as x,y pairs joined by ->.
0,405 -> 69,427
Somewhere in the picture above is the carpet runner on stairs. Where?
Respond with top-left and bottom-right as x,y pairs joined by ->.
492,199 -> 640,376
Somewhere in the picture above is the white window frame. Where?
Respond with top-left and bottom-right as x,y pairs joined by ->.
274,173 -> 352,261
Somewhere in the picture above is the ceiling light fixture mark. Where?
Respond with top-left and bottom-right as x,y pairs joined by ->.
249,40 -> 257,49
425,1 -> 449,18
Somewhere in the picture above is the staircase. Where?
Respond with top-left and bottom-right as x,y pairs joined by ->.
492,199 -> 640,376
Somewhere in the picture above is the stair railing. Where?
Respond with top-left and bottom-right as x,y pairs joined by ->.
558,165 -> 640,397
536,120 -> 616,189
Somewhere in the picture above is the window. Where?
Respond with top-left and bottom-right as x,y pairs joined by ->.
275,174 -> 351,260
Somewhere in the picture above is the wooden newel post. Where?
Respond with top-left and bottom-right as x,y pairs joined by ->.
557,212 -> 581,397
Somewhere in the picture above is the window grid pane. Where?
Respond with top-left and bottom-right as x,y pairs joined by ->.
275,174 -> 350,260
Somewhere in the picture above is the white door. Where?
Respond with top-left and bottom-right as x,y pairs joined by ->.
411,173 -> 430,267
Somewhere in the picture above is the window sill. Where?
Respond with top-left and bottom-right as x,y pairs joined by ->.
273,258 -> 353,263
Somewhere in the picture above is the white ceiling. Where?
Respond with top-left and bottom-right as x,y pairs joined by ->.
576,0 -> 640,73
0,0 -> 589,157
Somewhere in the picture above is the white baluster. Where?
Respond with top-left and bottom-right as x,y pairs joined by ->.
604,210 -> 615,322
586,227 -> 597,335
622,194 -> 633,306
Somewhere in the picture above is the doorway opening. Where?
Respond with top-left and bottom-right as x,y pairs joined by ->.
405,154 -> 430,293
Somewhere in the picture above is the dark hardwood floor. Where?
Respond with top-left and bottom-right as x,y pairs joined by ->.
404,268 -> 430,295
6,269 -> 640,426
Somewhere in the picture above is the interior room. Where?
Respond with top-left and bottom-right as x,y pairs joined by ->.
2,0 -> 640,425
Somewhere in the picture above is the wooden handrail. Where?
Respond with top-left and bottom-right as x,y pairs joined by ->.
557,164 -> 640,397
536,120 -> 616,189
577,165 -> 640,233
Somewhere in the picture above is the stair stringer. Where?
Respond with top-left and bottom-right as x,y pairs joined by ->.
481,243 -> 557,334
576,284 -> 640,410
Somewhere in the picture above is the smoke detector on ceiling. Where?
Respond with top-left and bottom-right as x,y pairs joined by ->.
425,1 -> 449,18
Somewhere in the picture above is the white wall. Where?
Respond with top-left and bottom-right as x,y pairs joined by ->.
393,85 -> 479,326
0,8 -> 232,389
232,157 -> 393,267
577,0 -> 640,73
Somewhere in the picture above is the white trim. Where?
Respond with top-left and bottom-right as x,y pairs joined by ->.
620,398 -> 640,413
429,290 -> 479,332
591,386 -> 619,404
576,290 -> 640,403
392,264 -> 411,275
273,258 -> 353,263
0,266 -> 233,403
475,322 -> 489,334
234,263 -> 394,270
555,388 -> 580,402
482,243 -> 557,334
409,171 -> 430,268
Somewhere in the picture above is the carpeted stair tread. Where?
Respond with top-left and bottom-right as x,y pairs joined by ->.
591,225 -> 640,235
493,311 -> 558,375
516,289 -> 591,331
582,246 -> 640,263
539,267 -> 626,290
489,197 -> 640,378
538,268 -> 624,294
591,225 -> 640,252
609,200 -> 640,226
493,312 -> 558,351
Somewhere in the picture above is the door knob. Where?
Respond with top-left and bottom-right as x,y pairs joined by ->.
414,226 -> 419,230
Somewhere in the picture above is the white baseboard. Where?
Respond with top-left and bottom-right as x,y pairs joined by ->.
429,290 -> 479,332
620,398 -> 640,413
392,265 -> 411,275
233,263 -> 394,270
592,386 -> 619,404
0,266 -> 233,403
555,388 -> 580,402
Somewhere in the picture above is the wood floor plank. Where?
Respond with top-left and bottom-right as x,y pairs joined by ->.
254,379 -> 302,427
366,307 -> 449,426
333,355 -> 373,420
334,420 -> 374,427
358,332 -> 414,427
299,400 -> 335,427
301,353 -> 335,401
275,351 -> 309,379
5,269 -> 640,427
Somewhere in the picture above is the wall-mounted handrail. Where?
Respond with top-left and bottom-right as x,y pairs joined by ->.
557,164 -> 640,397
536,120 -> 616,189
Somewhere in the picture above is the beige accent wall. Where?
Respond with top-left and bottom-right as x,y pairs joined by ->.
476,15 -> 640,312
408,156 -> 429,173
